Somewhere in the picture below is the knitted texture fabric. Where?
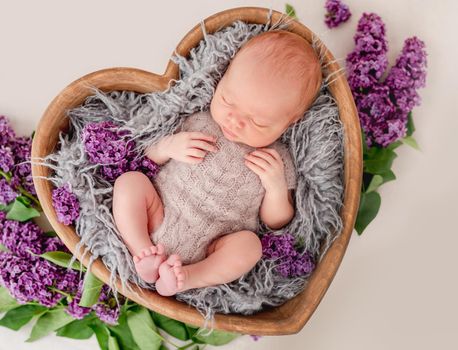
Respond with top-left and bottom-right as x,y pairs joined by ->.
31,11 -> 346,326
151,110 -> 297,264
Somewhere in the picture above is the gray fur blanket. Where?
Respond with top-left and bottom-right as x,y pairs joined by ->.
33,11 -> 345,326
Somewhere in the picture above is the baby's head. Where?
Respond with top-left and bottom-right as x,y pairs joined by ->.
210,30 -> 322,148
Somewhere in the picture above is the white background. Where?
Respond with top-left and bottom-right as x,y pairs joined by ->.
0,0 -> 457,349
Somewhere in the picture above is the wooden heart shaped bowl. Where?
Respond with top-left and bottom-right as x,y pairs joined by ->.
31,7 -> 362,335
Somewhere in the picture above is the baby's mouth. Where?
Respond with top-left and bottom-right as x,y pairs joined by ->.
222,126 -> 237,138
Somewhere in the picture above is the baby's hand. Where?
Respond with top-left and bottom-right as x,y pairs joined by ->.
163,131 -> 218,164
244,148 -> 287,193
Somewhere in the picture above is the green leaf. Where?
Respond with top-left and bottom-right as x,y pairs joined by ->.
378,169 -> 396,184
0,304 -> 47,330
89,321 -> 110,350
44,231 -> 57,237
363,147 -> 397,174
0,202 -> 14,212
152,311 -> 189,341
79,271 -> 104,307
0,243 -> 9,252
56,315 -> 95,339
39,251 -> 86,272
108,334 -> 120,350
127,306 -> 162,350
26,308 -> 74,342
355,191 -> 381,235
401,135 -> 420,151
0,287 -> 20,312
185,323 -> 199,339
192,329 -> 239,346
17,195 -> 31,206
285,4 -> 297,19
5,198 -> 40,222
386,140 -> 402,151
406,112 -> 415,136
108,312 -> 140,350
366,175 -> 383,193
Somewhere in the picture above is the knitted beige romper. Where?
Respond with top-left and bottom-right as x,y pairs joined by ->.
151,110 -> 297,264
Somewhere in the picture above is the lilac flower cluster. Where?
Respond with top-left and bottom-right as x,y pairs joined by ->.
346,13 -> 427,148
82,120 -> 160,183
0,211 -> 120,324
0,211 -> 78,307
51,183 -> 80,225
0,116 -> 36,203
324,0 -> 352,28
261,232 -> 315,278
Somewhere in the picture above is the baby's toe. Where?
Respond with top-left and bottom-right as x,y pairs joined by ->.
167,254 -> 181,266
177,272 -> 185,282
149,245 -> 157,255
133,255 -> 140,263
143,248 -> 152,257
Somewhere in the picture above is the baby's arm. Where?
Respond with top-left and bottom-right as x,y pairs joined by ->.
145,132 -> 217,165
259,188 -> 294,230
145,135 -> 173,165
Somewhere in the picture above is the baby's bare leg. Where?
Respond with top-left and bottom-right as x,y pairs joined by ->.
155,230 -> 262,296
112,171 -> 166,283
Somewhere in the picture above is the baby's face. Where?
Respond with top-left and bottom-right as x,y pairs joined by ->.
210,51 -> 303,148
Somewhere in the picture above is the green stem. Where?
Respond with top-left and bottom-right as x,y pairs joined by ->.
150,329 -> 182,349
0,170 -> 11,181
177,342 -> 197,350
17,185 -> 43,211
0,170 -> 43,211
49,287 -> 73,300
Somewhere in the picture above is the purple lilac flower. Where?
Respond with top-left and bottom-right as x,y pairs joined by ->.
385,37 -> 428,113
82,120 -> 160,183
92,285 -> 120,325
0,218 -> 43,257
66,280 -> 92,319
261,232 -> 315,278
0,115 -> 16,147
0,252 -> 65,307
0,215 -> 83,307
51,183 -> 80,225
82,121 -> 134,165
346,13 -> 427,148
346,13 -> 388,92
324,0 -> 351,28
43,236 -> 68,253
11,136 -> 32,163
0,146 -> 15,173
0,178 -> 18,205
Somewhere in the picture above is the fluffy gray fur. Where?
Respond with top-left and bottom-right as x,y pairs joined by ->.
31,10 -> 345,327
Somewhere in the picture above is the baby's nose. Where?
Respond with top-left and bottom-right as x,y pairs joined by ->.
228,114 -> 245,128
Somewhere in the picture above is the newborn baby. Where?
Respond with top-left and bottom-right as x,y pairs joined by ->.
112,30 -> 322,296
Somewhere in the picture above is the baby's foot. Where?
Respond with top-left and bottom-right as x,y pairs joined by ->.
133,243 -> 166,283
155,254 -> 186,296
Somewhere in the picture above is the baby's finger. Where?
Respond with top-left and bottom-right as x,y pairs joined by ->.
244,154 -> 268,171
255,149 -> 279,162
187,148 -> 207,158
245,152 -> 272,167
189,132 -> 217,143
184,155 -> 204,164
190,139 -> 218,152
244,158 -> 264,173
